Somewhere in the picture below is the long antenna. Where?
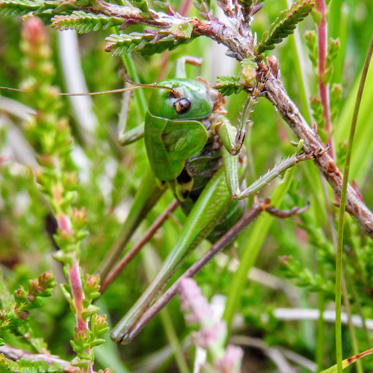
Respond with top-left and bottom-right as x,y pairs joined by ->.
0,81 -> 175,97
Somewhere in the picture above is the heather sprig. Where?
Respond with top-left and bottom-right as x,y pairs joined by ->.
256,0 -> 315,55
305,30 -> 317,68
0,354 -> 64,372
330,83 -> 342,122
52,11 -> 123,33
215,76 -> 243,97
0,271 -> 55,353
279,255 -> 335,297
18,17 -> 109,372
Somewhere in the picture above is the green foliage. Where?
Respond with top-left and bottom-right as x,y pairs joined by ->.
237,0 -> 253,7
279,255 -> 334,296
330,83 -> 342,121
305,30 -> 317,68
215,76 -> 243,96
0,272 -> 56,350
0,354 -> 64,372
129,0 -> 148,12
13,272 -> 56,313
52,11 -> 123,33
0,0 -> 43,16
0,0 -> 373,371
256,0 -> 315,55
70,314 -> 109,363
323,38 -> 340,83
310,96 -> 326,137
105,30 -> 194,56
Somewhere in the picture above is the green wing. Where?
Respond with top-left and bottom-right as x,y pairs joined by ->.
145,112 -> 208,181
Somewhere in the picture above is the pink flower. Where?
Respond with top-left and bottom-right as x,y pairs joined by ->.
57,215 -> 73,234
179,278 -> 213,325
194,321 -> 226,349
216,345 -> 243,373
22,17 -> 47,46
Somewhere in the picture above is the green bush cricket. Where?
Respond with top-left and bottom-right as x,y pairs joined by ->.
94,59 -> 312,344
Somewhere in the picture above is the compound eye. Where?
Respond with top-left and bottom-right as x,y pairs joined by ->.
173,97 -> 191,114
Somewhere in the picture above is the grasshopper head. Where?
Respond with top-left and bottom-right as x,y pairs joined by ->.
148,79 -> 215,120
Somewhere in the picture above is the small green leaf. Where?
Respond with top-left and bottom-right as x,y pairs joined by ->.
170,22 -> 193,38
305,30 -> 317,68
215,76 -> 243,96
52,11 -> 123,33
131,0 -> 148,12
105,32 -> 194,56
256,0 -> 315,55
0,0 -> 42,16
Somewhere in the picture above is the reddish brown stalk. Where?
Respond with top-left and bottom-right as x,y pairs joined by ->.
60,213 -> 92,373
100,200 -> 179,293
68,260 -> 93,373
69,261 -> 88,331
263,66 -> 373,237
316,0 -> 334,159
0,345 -> 82,373
179,0 -> 193,17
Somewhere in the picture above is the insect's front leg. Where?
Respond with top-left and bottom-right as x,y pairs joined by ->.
231,150 -> 315,200
118,122 -> 144,145
213,113 -> 315,200
210,114 -> 243,198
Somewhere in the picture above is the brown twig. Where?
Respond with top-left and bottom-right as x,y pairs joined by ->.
90,0 -> 255,60
316,0 -> 334,159
262,67 -> 373,237
100,200 -> 179,293
0,344 -> 82,373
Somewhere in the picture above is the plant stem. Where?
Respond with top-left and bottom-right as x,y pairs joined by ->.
316,0 -> 334,159
316,274 -> 325,372
342,276 -> 363,373
69,260 -> 88,331
68,260 -> 93,373
121,52 -> 147,117
334,35 -> 373,373
159,309 -> 190,373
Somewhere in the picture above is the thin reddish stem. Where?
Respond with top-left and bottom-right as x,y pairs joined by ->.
69,261 -> 87,331
68,260 -> 93,373
60,212 -> 92,373
316,0 -> 334,159
179,0 -> 193,16
100,200 -> 178,293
